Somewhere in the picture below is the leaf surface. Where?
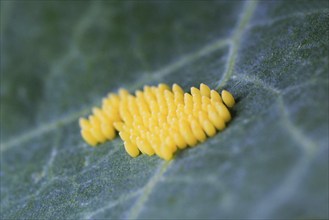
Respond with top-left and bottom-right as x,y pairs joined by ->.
1,1 -> 328,219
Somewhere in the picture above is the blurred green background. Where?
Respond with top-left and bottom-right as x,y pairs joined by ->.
1,0 -> 328,219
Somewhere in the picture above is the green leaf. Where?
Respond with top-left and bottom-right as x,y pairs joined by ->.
1,1 -> 328,219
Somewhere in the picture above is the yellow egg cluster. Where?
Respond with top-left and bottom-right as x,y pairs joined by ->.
79,83 -> 235,160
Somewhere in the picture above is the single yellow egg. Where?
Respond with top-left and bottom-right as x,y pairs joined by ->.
221,90 -> 235,108
200,83 -> 211,97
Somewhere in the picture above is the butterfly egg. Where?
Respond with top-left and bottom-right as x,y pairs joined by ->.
179,119 -> 198,147
136,91 -> 151,114
108,107 -> 122,122
143,93 -> 155,109
156,112 -> 166,125
123,140 -> 140,157
173,84 -> 184,105
156,126 -> 164,141
184,107 -> 193,117
158,126 -> 166,143
138,102 -> 151,120
102,98 -> 112,111
201,96 -> 211,112
145,131 -> 153,146
160,128 -> 173,144
141,112 -> 151,129
118,88 -> 130,99
186,113 -> 198,122
174,92 -> 184,105
200,83 -> 211,97
119,97 -> 127,112
113,122 -> 126,132
154,126 -> 162,139
173,124 -> 188,149
127,96 -> 140,117
133,115 -> 144,127
207,104 -> 226,131
90,126 -> 107,143
198,111 -> 216,137
150,100 -> 160,115
172,83 -> 184,95
101,99 -> 121,122
191,92 -> 202,107
135,90 -> 144,99
210,90 -> 222,103
136,137 -> 154,156
160,142 -> 174,161
168,116 -> 177,127
169,118 -> 187,149
143,85 -> 152,93
167,109 -> 177,121
155,89 -> 168,115
135,135 -> 148,155
88,127 -> 106,143
137,125 -> 147,137
191,87 -> 201,96
163,122 -> 173,135
120,107 -> 133,126
166,112 -> 175,124
79,118 -> 92,130
164,90 -> 175,103
164,90 -> 176,117
189,116 -> 207,142
144,138 -> 156,156
119,96 -> 129,111
221,90 -> 235,108
193,101 -> 203,117
122,114 -> 133,127
176,103 -> 185,118
148,117 -> 158,129
81,129 -> 98,146
88,115 -> 100,127
101,123 -> 116,140
214,102 -> 231,123
143,86 -> 156,106
201,95 -> 211,105
107,93 -> 121,108
137,123 -> 147,135
152,114 -> 161,126
150,86 -> 159,98
101,99 -> 111,112
163,127 -> 177,152
184,93 -> 193,113
132,123 -> 142,135
137,102 -> 151,117
92,107 -> 111,122
147,132 -> 163,156
144,87 -> 156,105
172,130 -> 187,149
158,83 -> 170,91
130,126 -> 142,138
119,131 -> 130,141
128,129 -> 136,140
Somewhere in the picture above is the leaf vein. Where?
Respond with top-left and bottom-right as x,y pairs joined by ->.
126,161 -> 172,219
216,0 -> 258,89
84,189 -> 143,219
246,8 -> 329,31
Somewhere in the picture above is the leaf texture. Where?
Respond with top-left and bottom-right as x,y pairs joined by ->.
1,1 -> 328,219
